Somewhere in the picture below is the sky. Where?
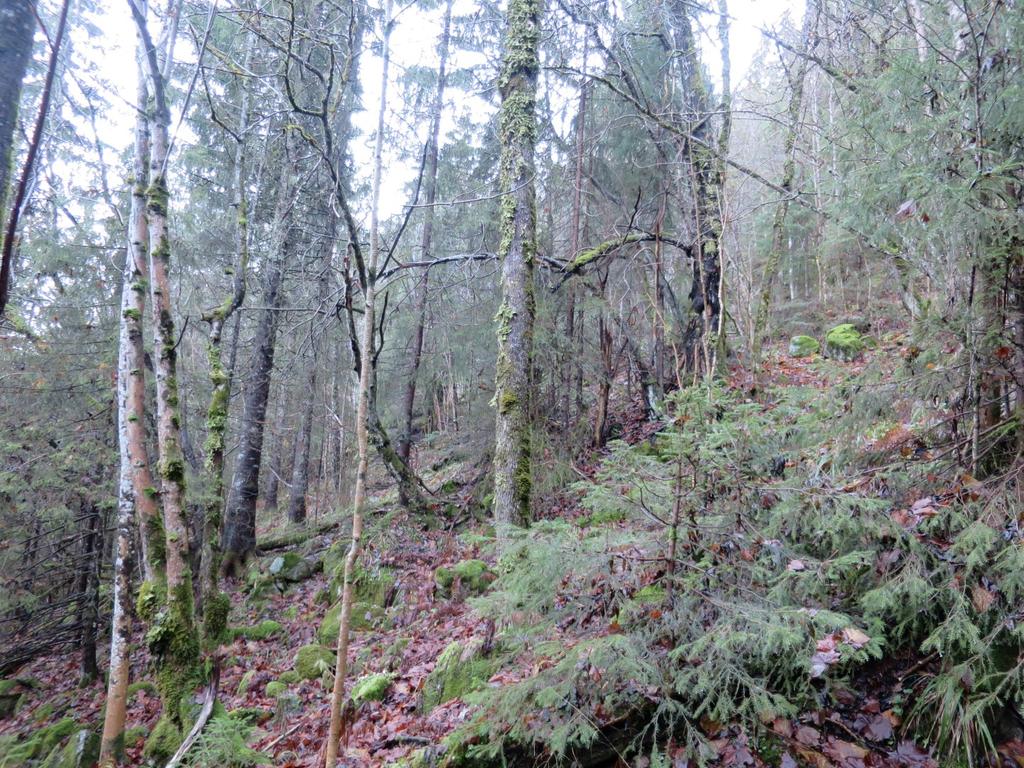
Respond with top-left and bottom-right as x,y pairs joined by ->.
84,0 -> 803,220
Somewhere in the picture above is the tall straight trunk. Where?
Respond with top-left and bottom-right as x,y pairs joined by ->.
397,0 -> 452,464
221,147 -> 296,574
100,67 -> 160,764
76,503 -> 101,685
326,3 -> 392,764
492,0 -> 542,530
0,0 -> 36,239
197,31 -> 253,638
263,390 -> 286,511
751,3 -> 813,364
288,238 -> 333,524
562,35 -> 587,431
129,2 -> 201,756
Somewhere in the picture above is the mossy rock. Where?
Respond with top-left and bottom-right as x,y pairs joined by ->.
277,670 -> 301,685
0,678 -> 26,719
294,644 -> 335,680
422,639 -> 497,712
39,728 -> 99,768
434,559 -> 495,599
126,679 -> 157,700
268,551 -> 320,582
318,600 -> 387,644
265,681 -> 288,697
326,558 -> 396,606
0,717 -> 78,766
824,323 -> 865,362
232,619 -> 283,642
350,672 -> 393,704
123,725 -> 149,747
788,335 -> 820,357
32,702 -> 55,722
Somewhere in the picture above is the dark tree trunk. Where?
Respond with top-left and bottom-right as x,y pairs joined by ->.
76,503 -> 102,685
221,150 -> 297,575
263,392 -> 286,512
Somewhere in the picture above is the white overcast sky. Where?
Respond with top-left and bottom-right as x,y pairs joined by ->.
85,0 -> 803,219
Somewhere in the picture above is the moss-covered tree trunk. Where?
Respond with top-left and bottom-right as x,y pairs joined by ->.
197,31 -> 253,640
221,142 -> 298,574
128,4 -> 202,759
492,0 -> 542,530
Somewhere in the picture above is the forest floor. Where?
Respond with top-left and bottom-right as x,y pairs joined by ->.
3,339 -> 1024,768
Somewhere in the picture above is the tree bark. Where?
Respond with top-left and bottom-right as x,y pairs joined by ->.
751,3 -> 814,365
492,0 -> 542,530
221,143 -> 297,575
397,0 -> 453,465
326,3 -> 392,764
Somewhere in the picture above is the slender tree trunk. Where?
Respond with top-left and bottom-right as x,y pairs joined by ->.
287,240 -> 332,524
263,391 -> 286,512
492,0 -> 542,530
100,64 -> 161,763
397,0 -> 453,465
221,143 -> 297,575
76,503 -> 101,685
326,4 -> 392,764
751,3 -> 814,364
197,32 -> 253,637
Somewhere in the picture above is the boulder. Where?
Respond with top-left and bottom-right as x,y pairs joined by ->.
350,672 -> 393,704
39,728 -> 99,768
788,335 -> 820,357
294,644 -> 335,680
433,559 -> 495,599
824,323 -> 865,362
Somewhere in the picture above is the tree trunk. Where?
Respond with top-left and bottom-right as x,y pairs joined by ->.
100,63 -> 161,763
492,0 -> 542,530
751,3 -> 814,364
398,0 -> 453,465
76,503 -> 101,685
221,144 -> 297,575
326,3 -> 392,764
129,1 -> 202,755
287,239 -> 332,524
197,31 -> 253,638
0,0 -> 36,238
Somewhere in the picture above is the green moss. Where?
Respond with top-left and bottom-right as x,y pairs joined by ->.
203,591 -> 231,645
788,335 -> 820,357
39,728 -> 99,768
318,600 -> 386,644
351,673 -> 393,704
232,619 -> 283,642
143,715 -> 182,763
264,681 -> 288,697
0,717 -> 78,765
122,307 -> 142,322
293,644 -> 335,680
277,670 -> 301,685
434,560 -> 495,598
423,641 -> 497,713
824,323 -> 865,362
228,706 -> 271,727
237,670 -> 257,696
127,680 -> 157,699
136,580 -> 164,623
32,701 -> 55,722
123,725 -> 148,746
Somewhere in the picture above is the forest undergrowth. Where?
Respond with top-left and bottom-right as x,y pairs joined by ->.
2,336 -> 1023,768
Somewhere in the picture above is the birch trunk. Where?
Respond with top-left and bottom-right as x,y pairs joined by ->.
326,3 -> 392,763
